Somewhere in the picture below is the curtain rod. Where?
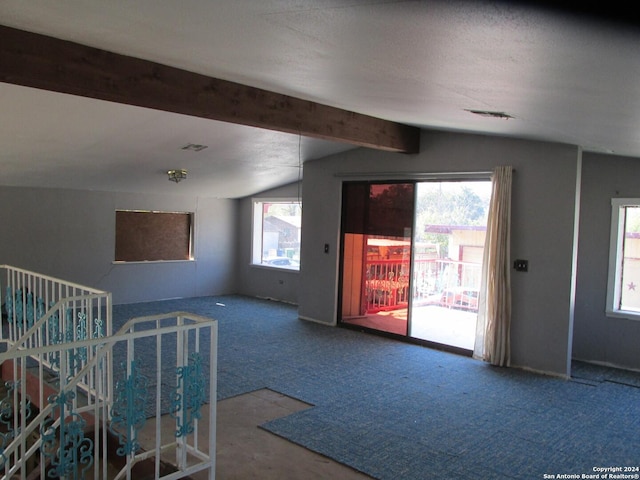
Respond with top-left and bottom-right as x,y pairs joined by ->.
334,171 -> 495,180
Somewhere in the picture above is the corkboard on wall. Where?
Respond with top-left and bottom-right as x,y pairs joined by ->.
115,210 -> 192,262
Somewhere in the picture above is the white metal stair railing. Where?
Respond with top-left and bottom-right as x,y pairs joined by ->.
0,266 -> 217,480
1,265 -> 112,349
0,265 -> 113,479
108,312 -> 217,480
0,331 -> 111,479
0,311 -> 218,479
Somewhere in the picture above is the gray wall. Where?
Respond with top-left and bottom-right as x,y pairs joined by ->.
0,186 -> 237,304
6,132 -> 637,375
298,130 -> 581,377
573,153 -> 640,370
236,182 -> 300,304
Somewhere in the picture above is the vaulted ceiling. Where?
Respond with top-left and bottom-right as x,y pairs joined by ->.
0,1 -> 638,198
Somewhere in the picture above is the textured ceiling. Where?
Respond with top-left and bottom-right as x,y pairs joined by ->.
0,1 -> 639,198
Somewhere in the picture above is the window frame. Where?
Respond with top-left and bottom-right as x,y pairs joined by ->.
606,198 -> 640,320
114,209 -> 195,263
251,198 -> 301,271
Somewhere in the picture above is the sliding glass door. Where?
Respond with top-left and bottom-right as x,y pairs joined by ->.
339,179 -> 491,353
339,182 -> 414,336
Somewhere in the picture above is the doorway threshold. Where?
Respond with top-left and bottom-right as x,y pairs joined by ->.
338,322 -> 473,357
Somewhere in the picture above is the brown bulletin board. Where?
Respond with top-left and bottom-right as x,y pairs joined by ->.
115,210 -> 193,262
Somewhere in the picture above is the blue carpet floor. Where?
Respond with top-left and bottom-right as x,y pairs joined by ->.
114,295 -> 640,480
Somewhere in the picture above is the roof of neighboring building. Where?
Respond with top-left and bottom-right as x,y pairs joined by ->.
424,225 -> 487,234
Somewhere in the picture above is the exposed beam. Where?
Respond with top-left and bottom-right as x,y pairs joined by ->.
0,25 -> 420,154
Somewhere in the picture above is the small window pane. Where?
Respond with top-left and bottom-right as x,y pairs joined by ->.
619,206 -> 640,312
252,200 -> 301,270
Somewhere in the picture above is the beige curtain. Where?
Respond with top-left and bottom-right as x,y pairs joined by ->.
474,166 -> 512,366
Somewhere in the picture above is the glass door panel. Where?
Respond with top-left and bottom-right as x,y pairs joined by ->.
409,181 -> 491,350
339,182 -> 414,336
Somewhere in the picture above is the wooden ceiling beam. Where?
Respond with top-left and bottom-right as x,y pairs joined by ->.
0,25 -> 420,154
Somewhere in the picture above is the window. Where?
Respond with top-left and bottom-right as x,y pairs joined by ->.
115,210 -> 194,262
252,199 -> 301,270
606,198 -> 640,318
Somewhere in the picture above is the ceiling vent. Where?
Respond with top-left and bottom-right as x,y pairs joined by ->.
181,143 -> 208,152
466,110 -> 514,120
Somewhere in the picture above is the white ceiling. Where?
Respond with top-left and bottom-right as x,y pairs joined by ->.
1,1 -> 639,198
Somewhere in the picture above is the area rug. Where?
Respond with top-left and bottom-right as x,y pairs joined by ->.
113,295 -> 640,480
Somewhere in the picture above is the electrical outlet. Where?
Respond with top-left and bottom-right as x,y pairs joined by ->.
513,259 -> 528,272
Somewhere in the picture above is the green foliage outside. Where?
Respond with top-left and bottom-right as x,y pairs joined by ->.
266,202 -> 301,217
415,183 -> 491,258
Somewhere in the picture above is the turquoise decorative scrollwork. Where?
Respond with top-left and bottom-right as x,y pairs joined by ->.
92,317 -> 106,366
61,309 -> 92,378
0,383 -> 11,468
109,360 -> 149,456
76,312 -> 88,363
36,296 -> 46,322
93,317 -> 104,339
0,380 -> 31,468
25,292 -> 34,330
64,308 -> 74,343
0,380 -> 32,436
4,286 -> 12,321
5,287 -> 56,335
41,390 -> 94,478
47,302 -> 62,369
14,288 -> 23,330
171,352 -> 206,437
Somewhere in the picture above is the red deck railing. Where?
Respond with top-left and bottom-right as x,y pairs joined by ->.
365,259 -> 481,312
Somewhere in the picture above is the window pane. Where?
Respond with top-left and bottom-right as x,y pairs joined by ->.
342,182 -> 367,234
620,206 -> 640,311
368,183 -> 415,237
259,202 -> 301,269
342,182 -> 415,236
340,182 -> 414,336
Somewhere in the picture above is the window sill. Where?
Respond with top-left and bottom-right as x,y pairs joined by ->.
113,259 -> 195,265
250,263 -> 300,273
605,309 -> 640,321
